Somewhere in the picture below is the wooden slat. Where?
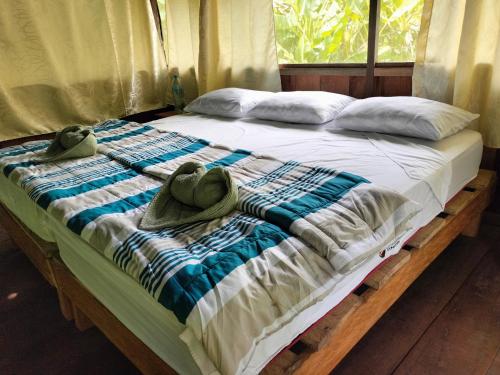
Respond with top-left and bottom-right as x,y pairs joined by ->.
461,213 -> 482,237
0,132 -> 54,148
51,259 -> 176,375
406,217 -> 447,249
364,250 -> 411,290
73,305 -> 94,331
444,190 -> 479,215
294,75 -> 321,91
3,168 -> 494,375
374,66 -> 413,77
349,76 -> 367,98
364,0 -> 380,97
0,203 -> 58,285
320,76 -> 350,95
466,169 -> 496,191
284,170 -> 495,375
300,295 -> 362,350
280,67 -> 366,77
333,229 -> 493,375
280,75 -> 294,91
57,289 -> 74,321
262,351 -> 301,375
378,76 -> 412,96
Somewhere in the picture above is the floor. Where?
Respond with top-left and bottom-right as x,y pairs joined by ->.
1,222 -> 499,375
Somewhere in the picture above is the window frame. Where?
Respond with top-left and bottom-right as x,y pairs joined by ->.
277,0 -> 418,96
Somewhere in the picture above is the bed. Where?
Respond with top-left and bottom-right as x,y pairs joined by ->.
0,113 -> 494,375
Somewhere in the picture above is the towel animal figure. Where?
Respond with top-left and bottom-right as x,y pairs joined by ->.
42,125 -> 97,162
140,161 -> 239,229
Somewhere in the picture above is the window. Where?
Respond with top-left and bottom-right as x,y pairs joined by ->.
273,0 -> 424,64
378,0 -> 424,62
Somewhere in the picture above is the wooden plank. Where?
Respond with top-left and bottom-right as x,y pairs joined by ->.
444,190 -> 479,215
349,76 -> 367,98
293,75 -> 321,91
365,0 -> 381,97
394,247 -> 500,375
57,289 -> 74,321
406,217 -> 447,249
287,172 -> 495,375
378,76 -> 412,96
280,75 -> 294,91
0,132 -> 54,148
364,250 -> 411,290
149,0 -> 163,43
262,351 -> 301,375
372,76 -> 382,96
374,66 -> 413,77
3,169 -> 494,375
333,228 -> 494,375
0,204 -> 58,286
461,213 -> 482,237
300,295 -> 362,350
280,67 -> 366,77
467,169 -> 496,191
73,305 -> 94,331
320,76 -> 350,95
51,259 -> 176,375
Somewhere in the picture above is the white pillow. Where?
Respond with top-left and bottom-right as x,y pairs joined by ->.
334,96 -> 479,140
248,91 -> 355,124
184,88 -> 273,118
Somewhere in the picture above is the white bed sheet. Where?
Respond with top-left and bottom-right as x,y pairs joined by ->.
150,114 -> 483,227
0,114 -> 483,374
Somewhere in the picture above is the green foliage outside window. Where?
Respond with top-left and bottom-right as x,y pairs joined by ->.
273,0 -> 424,64
378,0 -> 424,62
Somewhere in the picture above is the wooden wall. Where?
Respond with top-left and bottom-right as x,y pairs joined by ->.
280,65 -> 413,98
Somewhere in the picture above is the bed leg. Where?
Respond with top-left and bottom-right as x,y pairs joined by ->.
73,305 -> 94,331
57,289 -> 74,321
461,213 -> 482,237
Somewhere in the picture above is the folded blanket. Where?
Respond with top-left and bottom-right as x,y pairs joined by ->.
97,121 -> 419,272
42,125 -> 97,162
140,161 -> 238,229
0,119 -> 419,375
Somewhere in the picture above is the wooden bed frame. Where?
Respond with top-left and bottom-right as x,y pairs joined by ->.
1,169 -> 496,375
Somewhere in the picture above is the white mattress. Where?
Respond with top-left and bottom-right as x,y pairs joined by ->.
150,114 -> 483,227
0,115 -> 483,374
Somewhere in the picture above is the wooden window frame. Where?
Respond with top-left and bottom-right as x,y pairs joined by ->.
278,0 -> 416,96
149,0 -> 164,43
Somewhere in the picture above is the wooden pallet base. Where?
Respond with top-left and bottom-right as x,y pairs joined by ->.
0,170 -> 496,375
0,203 -> 58,286
263,170 -> 496,375
51,259 -> 175,374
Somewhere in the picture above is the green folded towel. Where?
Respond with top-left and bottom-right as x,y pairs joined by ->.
41,125 -> 97,162
140,161 -> 238,230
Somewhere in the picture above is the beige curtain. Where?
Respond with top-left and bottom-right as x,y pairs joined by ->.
162,0 -> 282,103
0,0 -> 168,141
413,0 -> 500,148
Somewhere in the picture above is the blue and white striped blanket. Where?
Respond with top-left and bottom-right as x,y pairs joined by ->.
0,120 -> 418,375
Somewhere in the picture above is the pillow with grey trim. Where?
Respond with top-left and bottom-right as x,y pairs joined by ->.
184,88 -> 273,118
334,96 -> 479,140
248,91 -> 356,124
